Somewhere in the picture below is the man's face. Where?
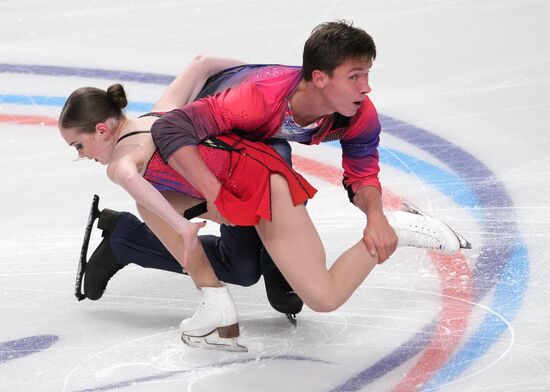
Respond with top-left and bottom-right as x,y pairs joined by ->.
322,57 -> 373,117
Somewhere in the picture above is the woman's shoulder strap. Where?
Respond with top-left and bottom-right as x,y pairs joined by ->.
116,130 -> 151,144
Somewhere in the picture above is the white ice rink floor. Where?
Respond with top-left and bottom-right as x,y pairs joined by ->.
1,1 -> 549,391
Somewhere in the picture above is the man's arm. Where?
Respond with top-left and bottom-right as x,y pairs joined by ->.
151,83 -> 269,224
352,186 -> 397,264
340,99 -> 397,263
167,145 -> 226,223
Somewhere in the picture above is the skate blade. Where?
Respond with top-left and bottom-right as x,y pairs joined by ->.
401,200 -> 427,216
401,201 -> 472,250
181,331 -> 248,352
286,313 -> 297,326
75,194 -> 101,301
456,233 -> 472,250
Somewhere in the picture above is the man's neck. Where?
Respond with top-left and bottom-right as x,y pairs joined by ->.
289,80 -> 332,127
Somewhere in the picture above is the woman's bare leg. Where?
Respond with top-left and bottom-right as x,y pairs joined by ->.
255,175 -> 378,312
137,193 -> 241,348
136,193 -> 222,288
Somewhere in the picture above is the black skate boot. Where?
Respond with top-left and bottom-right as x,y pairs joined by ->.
83,208 -> 126,300
262,248 -> 303,325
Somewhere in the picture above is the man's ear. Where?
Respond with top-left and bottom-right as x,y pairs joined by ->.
311,70 -> 329,87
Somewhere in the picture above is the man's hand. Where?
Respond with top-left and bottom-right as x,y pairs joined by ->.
362,211 -> 398,264
352,186 -> 397,264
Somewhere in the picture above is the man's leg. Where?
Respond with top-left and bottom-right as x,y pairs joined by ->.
201,223 -> 304,316
83,209 -> 264,300
83,209 -> 128,300
83,208 -> 182,300
261,248 -> 304,316
199,225 -> 262,286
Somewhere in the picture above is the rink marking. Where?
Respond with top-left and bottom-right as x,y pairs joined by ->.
72,354 -> 330,392
0,63 -> 174,84
0,335 -> 59,364
381,116 -> 527,391
0,96 -> 153,114
58,329 -> 329,392
293,155 -> 404,210
0,63 -> 528,390
392,253 -> 474,391
292,149 -> 476,392
0,114 -> 58,126
294,123 -> 526,390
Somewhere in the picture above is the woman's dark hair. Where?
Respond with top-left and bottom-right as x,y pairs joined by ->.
302,20 -> 376,81
59,83 -> 128,133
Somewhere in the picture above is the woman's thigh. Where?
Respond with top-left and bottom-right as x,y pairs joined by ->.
255,175 -> 329,306
161,191 -> 202,215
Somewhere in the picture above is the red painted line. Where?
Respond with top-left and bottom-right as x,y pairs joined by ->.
0,114 -> 58,126
293,155 -> 403,210
391,252 -> 473,391
4,114 -> 474,388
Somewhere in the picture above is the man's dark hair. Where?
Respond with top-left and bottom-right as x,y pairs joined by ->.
302,20 -> 376,81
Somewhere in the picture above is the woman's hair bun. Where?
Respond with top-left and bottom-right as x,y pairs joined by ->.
106,83 -> 128,109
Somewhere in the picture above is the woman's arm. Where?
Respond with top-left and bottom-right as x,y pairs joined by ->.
107,154 -> 205,267
153,55 -> 246,111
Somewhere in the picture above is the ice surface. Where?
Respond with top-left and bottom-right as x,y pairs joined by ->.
1,1 -> 549,391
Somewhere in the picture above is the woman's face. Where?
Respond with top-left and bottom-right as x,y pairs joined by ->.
60,125 -> 115,165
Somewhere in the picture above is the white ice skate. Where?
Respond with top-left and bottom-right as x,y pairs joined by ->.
387,202 -> 471,254
180,285 -> 247,352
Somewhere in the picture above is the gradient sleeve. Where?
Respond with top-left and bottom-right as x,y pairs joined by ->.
340,99 -> 382,200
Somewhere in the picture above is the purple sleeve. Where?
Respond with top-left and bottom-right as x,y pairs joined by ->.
340,98 -> 382,197
151,104 -> 220,160
151,83 -> 269,161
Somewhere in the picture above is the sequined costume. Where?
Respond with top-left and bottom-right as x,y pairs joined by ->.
152,64 -> 382,198
143,134 -> 317,226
